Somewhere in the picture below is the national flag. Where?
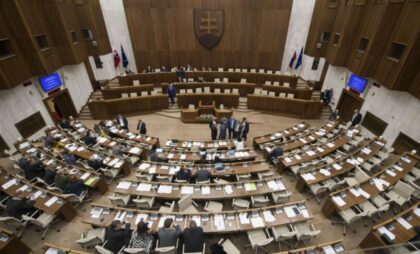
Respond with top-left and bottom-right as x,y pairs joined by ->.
113,50 -> 120,68
295,47 -> 303,69
289,51 -> 297,68
121,45 -> 129,68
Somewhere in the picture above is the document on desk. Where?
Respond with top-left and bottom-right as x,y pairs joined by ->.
349,188 -> 361,197
135,214 -> 148,225
137,183 -> 152,192
45,196 -> 58,207
299,138 -> 307,144
129,147 -> 141,154
167,153 -> 174,159
320,169 -> 331,176
214,214 -> 225,230
97,137 -> 107,143
2,179 -> 17,190
76,147 -> 85,152
332,196 -> 346,207
317,147 -> 325,153
302,173 -> 315,181
397,217 -> 413,230
376,141 -> 385,147
19,142 -> 30,149
224,185 -> 233,194
114,211 -> 126,222
301,209 -> 310,218
284,206 -> 297,218
361,148 -> 372,155
284,157 -> 292,163
181,186 -> 194,194
32,190 -> 43,200
116,181 -> 131,190
267,180 -> 279,191
322,245 -> 336,254
251,216 -> 264,228
90,207 -> 103,218
239,213 -> 250,224
17,185 -> 29,192
201,186 -> 210,195
386,170 -> 396,177
326,143 -> 335,148
263,210 -> 276,223
294,154 -> 302,160
109,141 -> 117,147
414,208 -> 420,217
309,136 -> 315,141
274,132 -> 282,137
358,188 -> 371,198
402,157 -> 411,163
315,131 -> 326,136
332,163 -> 342,170
393,165 -> 403,172
157,185 -> 172,194
108,158 -> 119,167
284,130 -> 289,134
149,167 -> 156,174
298,123 -> 306,128
378,226 -> 395,240
180,154 -> 186,160
139,163 -> 150,170
80,172 -> 91,180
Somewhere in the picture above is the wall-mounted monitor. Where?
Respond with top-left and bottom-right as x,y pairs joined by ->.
348,74 -> 367,93
39,72 -> 62,92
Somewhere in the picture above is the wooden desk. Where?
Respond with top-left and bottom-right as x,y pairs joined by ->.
105,120 -> 160,148
88,95 -> 169,120
118,71 -> 298,88
359,202 -> 419,253
262,84 -> 313,100
0,227 -> 31,254
295,139 -> 385,192
322,154 -> 418,218
101,84 -> 154,99
253,122 -> 310,147
164,139 -> 236,151
0,170 -> 76,221
114,176 -> 287,201
247,95 -> 322,119
177,93 -> 240,108
161,82 -> 255,96
134,160 -> 271,178
44,242 -> 92,254
155,148 -> 258,163
278,134 -> 354,172
82,200 -> 312,234
275,239 -> 344,254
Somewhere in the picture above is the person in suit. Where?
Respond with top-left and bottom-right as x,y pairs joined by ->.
227,116 -> 237,139
218,119 -> 227,140
20,155 -> 46,181
117,115 -> 129,130
43,134 -> 56,149
195,167 -> 211,182
58,119 -> 71,130
210,121 -> 218,140
178,67 -> 186,81
329,109 -> 340,121
183,220 -> 204,253
176,167 -> 191,182
111,144 -> 124,156
160,66 -> 167,72
167,84 -> 177,105
105,220 -> 132,253
351,109 -> 362,126
137,119 -> 147,135
88,155 -> 105,171
44,168 -> 56,185
157,218 -> 182,248
54,169 -> 68,191
63,151 -> 77,165
64,174 -> 86,196
83,131 -> 97,147
186,64 -> 193,71
6,191 -> 36,219
144,66 -> 152,73
240,118 -> 250,141
268,146 -> 283,164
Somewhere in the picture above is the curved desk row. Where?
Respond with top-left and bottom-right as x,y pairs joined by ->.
118,71 -> 298,88
101,84 -> 155,100
177,93 -> 240,108
262,84 -> 313,100
88,95 -> 169,119
247,95 -> 322,119
162,82 -> 255,96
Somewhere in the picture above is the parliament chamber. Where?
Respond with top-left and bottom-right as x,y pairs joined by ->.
0,0 -> 419,254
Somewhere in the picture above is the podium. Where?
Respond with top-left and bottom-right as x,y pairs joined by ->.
181,100 -> 233,123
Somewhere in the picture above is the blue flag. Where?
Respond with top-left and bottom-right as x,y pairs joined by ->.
295,47 -> 303,69
121,45 -> 129,68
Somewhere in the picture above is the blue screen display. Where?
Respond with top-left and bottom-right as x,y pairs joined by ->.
348,74 -> 367,93
39,72 -> 62,92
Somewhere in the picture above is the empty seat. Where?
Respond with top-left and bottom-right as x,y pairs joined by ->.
141,91 -> 148,96
250,69 -> 256,73
385,181 -> 415,206
195,88 -> 203,94
204,201 -> 223,213
287,93 -> 294,99
223,78 -> 229,83
133,80 -> 140,86
259,69 -> 265,73
76,228 -> 106,249
228,68 -> 234,72
279,93 -> 286,98
155,68 -> 161,72
188,104 -> 195,110
232,88 -> 239,94
218,67 -> 223,72
251,195 -> 270,207
214,88 -> 221,93
247,229 -> 274,253
108,193 -> 130,207
178,194 -> 199,213
224,89 -> 231,94
180,89 -> 186,94
271,223 -> 297,249
235,68 -> 241,72
204,87 -> 211,93
214,78 -> 221,83
241,68 -> 247,72
283,82 -> 290,88
130,92 -> 137,97
294,223 -> 321,246
240,78 -> 247,83
275,71 -> 281,74
268,92 -> 275,97
267,70 -> 273,74
271,191 -> 292,204
273,81 -> 280,86
261,90 -> 268,96
232,198 -> 250,209
254,90 -> 260,95
265,81 -> 271,85
187,89 -> 194,94
122,93 -> 129,98
188,78 -> 194,82
218,239 -> 240,254
133,196 -> 155,209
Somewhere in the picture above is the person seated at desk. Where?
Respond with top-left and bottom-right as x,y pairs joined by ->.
64,174 -> 86,196
268,146 -> 283,164
196,167 -> 211,182
112,144 -> 124,156
83,131 -> 97,147
144,66 -> 152,73
19,155 -> 46,181
137,119 -> 147,135
43,134 -> 56,149
183,220 -> 204,253
350,109 -> 362,126
233,137 -> 245,150
117,114 -> 129,130
88,155 -> 105,171
105,219 -> 132,253
58,119 -> 71,130
63,151 -> 78,165
214,156 -> 225,171
129,220 -> 153,252
160,65 -> 167,72
176,167 -> 191,182
6,191 -> 36,219
157,218 -> 181,248
55,169 -> 68,191
44,167 -> 56,185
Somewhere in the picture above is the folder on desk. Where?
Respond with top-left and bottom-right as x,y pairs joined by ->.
84,177 -> 97,186
332,196 -> 346,206
214,214 -> 225,230
137,183 -> 152,192
397,217 -> 412,230
244,183 -> 256,191
2,179 -> 17,190
201,186 -> 210,195
239,213 -> 250,224
45,196 -> 58,207
139,163 -> 150,170
263,210 -> 275,223
116,181 -> 131,190
114,211 -> 126,222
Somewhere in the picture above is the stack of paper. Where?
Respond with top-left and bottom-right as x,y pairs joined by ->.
323,245 -> 336,254
397,217 -> 412,229
378,226 -> 395,240
214,214 -> 225,230
180,154 -> 186,160
358,188 -> 371,198
224,185 -> 233,194
306,150 -> 316,156
45,196 -> 58,207
294,154 -> 302,160
129,147 -> 141,154
201,186 -> 210,195
320,169 -> 331,176
2,179 -> 17,190
284,206 -> 297,218
393,165 -> 403,172
149,167 -> 156,174
299,138 -> 307,144
302,173 -> 316,181
332,196 -> 346,206
116,181 -> 131,190
332,164 -> 342,170
239,213 -> 250,224
263,211 -> 275,222
386,170 -> 396,177
137,183 -> 152,192
90,207 -> 104,218
157,185 -> 173,194
317,147 -> 325,153
181,186 -> 194,194
349,188 -> 361,197
326,143 -> 335,148
251,216 -> 264,228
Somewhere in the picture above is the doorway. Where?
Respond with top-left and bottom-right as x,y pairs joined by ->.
43,88 -> 78,125
336,88 -> 364,122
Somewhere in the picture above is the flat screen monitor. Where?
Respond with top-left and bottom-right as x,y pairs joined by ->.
348,74 -> 367,93
39,72 -> 62,92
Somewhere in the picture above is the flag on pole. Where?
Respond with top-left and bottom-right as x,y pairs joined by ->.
113,50 -> 120,68
295,47 -> 303,69
121,45 -> 129,68
289,51 -> 297,68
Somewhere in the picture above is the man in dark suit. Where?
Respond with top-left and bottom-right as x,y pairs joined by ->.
351,109 -> 362,126
227,116 -> 237,139
240,118 -> 250,141
219,120 -> 227,140
268,146 -> 283,164
329,109 -> 340,121
167,84 -> 177,105
59,119 -> 71,130
19,155 -> 46,181
83,131 -> 97,147
137,119 -> 147,135
183,220 -> 204,253
210,121 -> 218,141
176,167 -> 191,182
88,155 -> 105,171
117,114 -> 128,130
157,218 -> 182,248
6,191 -> 36,219
104,220 -> 132,253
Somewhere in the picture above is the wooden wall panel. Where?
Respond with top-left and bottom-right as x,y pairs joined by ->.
124,0 -> 292,71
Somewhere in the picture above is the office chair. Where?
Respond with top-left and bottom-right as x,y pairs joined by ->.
107,193 -> 131,207
76,227 -> 106,249
178,194 -> 199,213
132,196 -> 155,209
182,243 -> 205,254
246,229 -> 274,254
22,211 -> 58,240
271,223 -> 297,250
218,238 -> 240,254
155,238 -> 179,254
294,222 -> 321,248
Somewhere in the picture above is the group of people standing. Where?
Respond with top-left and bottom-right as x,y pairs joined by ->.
209,116 -> 249,141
